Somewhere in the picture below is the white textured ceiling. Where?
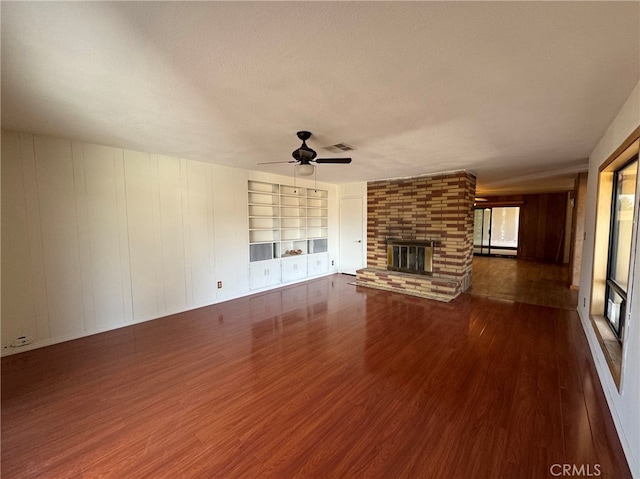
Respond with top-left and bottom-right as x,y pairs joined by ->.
2,2 -> 639,194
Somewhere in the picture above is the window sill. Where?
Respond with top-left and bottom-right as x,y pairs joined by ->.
589,314 -> 622,390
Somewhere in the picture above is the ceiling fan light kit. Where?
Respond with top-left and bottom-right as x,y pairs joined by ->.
295,163 -> 315,176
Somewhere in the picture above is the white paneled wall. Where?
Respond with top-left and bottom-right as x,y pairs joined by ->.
212,164 -> 251,301
185,160 -> 216,308
1,132 -> 238,352
34,137 -> 85,338
2,133 -> 38,341
157,155 -> 188,313
2,131 -> 338,355
74,143 -> 132,330
124,150 -> 163,321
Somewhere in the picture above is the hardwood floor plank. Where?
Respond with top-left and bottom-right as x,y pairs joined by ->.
1,271 -> 631,478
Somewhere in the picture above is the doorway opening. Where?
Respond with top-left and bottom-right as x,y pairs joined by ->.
473,207 -> 520,257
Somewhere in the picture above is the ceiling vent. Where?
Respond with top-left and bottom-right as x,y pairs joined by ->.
323,143 -> 354,153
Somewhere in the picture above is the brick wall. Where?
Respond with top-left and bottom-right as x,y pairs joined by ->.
358,171 -> 476,301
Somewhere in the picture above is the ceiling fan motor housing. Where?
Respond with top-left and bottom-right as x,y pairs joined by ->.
292,131 -> 317,162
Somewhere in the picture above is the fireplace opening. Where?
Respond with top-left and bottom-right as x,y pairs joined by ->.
387,240 -> 434,275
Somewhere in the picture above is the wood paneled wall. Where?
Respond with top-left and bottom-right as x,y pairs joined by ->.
570,173 -> 588,286
482,192 -> 569,263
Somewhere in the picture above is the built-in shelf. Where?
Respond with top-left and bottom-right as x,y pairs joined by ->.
248,180 -> 328,261
248,180 -> 329,289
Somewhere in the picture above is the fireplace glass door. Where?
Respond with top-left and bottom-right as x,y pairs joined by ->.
387,241 -> 433,274
473,207 -> 520,257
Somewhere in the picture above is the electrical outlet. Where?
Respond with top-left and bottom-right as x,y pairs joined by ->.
331,260 -> 334,266
10,336 -> 33,348
583,298 -> 586,308
217,281 -> 223,289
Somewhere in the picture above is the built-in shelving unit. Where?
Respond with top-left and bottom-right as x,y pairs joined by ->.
279,185 -> 308,258
248,180 -> 329,289
248,181 -> 280,262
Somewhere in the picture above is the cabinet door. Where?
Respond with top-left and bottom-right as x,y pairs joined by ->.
281,256 -> 308,282
264,261 -> 281,287
250,259 -> 281,290
308,253 -> 329,276
249,262 -> 266,290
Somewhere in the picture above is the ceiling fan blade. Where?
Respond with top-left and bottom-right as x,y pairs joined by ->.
315,158 -> 352,164
257,160 -> 296,165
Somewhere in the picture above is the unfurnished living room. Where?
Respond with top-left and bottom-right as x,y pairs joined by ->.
1,2 -> 639,478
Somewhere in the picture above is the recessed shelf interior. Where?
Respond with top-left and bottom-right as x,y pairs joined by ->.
248,181 -> 328,261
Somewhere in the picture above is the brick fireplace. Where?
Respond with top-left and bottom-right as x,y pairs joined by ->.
356,171 -> 476,302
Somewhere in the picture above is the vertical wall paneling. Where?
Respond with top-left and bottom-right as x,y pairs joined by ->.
563,193 -> 573,263
149,155 -> 163,314
157,155 -> 187,314
571,173 -> 588,287
123,150 -> 162,321
78,143 -> 131,330
180,158 -> 193,306
213,165 -> 250,300
115,149 -> 134,323
33,136 -> 85,337
2,133 -> 340,354
71,142 -> 96,332
1,132 -> 38,345
484,193 -> 568,262
185,160 -> 215,307
19,134 -> 50,341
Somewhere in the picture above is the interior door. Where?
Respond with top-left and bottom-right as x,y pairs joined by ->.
339,197 -> 364,275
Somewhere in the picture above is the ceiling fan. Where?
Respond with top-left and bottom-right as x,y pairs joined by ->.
258,131 -> 352,176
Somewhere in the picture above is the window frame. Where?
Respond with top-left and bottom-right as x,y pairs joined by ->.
604,155 -> 638,342
589,130 -> 640,390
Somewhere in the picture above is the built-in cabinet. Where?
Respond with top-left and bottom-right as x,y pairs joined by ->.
307,252 -> 330,277
281,255 -> 308,283
248,180 -> 329,289
249,259 -> 281,290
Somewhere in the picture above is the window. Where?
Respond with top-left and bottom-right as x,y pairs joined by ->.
605,156 -> 637,342
590,132 -> 639,389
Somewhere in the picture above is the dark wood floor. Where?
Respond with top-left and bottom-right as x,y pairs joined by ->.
2,272 -> 630,478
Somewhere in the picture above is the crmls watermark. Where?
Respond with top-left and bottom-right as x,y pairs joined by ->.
549,463 -> 602,477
